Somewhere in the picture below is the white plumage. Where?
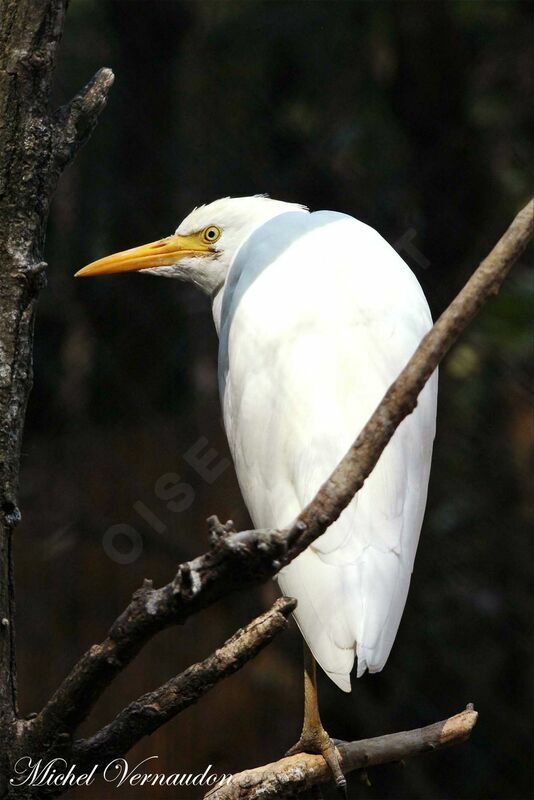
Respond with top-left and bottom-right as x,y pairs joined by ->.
77,195 -> 438,693
214,205 -> 437,691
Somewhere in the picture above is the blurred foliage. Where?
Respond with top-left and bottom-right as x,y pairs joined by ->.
12,2 -> 533,799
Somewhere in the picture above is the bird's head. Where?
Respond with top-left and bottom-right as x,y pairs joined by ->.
75,195 -> 307,295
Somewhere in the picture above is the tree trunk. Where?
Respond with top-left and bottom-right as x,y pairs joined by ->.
0,1 -> 112,794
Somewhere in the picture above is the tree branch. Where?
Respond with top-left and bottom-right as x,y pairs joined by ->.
52,67 -> 115,171
23,199 -> 533,759
71,597 -> 296,770
205,706 -> 479,800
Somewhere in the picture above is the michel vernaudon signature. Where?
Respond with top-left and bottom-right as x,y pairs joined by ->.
10,756 -> 233,789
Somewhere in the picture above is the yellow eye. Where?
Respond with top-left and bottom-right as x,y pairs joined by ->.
202,225 -> 221,244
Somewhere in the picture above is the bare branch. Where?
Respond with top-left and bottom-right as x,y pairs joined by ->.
72,597 -> 296,769
52,67 -> 115,170
205,706 -> 479,800
23,199 -> 533,756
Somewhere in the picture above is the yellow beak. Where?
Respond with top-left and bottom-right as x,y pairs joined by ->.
75,234 -> 210,277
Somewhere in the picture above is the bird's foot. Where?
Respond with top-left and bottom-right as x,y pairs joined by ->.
286,727 -> 347,797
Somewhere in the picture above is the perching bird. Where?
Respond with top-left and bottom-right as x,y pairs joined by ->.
76,196 -> 438,789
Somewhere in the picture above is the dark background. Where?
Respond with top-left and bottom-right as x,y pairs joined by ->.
13,1 -> 533,799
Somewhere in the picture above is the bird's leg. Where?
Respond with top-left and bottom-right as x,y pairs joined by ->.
286,642 -> 347,795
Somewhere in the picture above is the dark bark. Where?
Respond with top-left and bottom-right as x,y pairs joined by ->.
72,597 -> 296,772
0,1 -> 113,795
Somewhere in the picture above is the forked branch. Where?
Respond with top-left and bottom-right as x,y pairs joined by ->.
71,597 -> 295,771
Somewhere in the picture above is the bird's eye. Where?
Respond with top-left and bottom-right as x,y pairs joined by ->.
202,225 -> 221,244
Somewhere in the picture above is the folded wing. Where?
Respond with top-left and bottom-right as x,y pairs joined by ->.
219,211 -> 438,691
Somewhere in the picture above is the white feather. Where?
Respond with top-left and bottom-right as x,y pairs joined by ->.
215,208 -> 437,691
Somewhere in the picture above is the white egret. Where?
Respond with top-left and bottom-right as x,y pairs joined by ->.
76,196 -> 438,789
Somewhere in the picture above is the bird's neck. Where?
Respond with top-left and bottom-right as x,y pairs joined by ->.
211,286 -> 224,336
